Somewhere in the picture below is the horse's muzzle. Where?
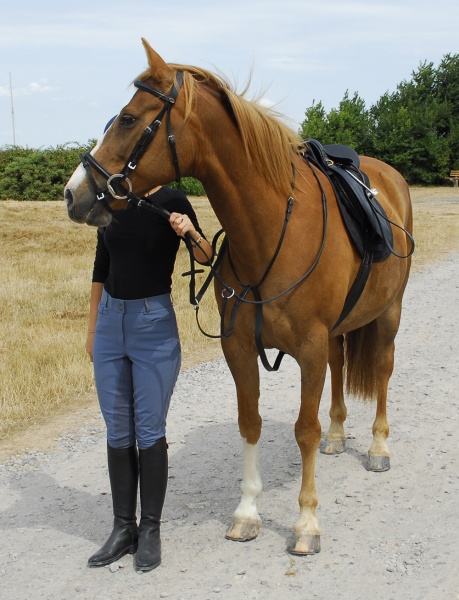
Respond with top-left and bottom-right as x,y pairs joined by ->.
65,188 -> 87,224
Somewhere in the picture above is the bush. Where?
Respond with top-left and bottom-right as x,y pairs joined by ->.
168,177 -> 205,196
0,142 -> 95,200
0,142 -> 205,200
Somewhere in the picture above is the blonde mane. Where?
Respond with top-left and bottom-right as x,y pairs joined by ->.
138,64 -> 304,197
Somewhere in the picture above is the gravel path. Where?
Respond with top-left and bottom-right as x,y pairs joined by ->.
0,252 -> 458,600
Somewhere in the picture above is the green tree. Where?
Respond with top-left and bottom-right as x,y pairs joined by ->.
300,91 -> 374,156
299,54 -> 459,184
371,61 -> 450,184
436,53 -> 459,168
299,100 -> 330,143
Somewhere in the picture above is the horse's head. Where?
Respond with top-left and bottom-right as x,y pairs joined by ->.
65,39 -> 192,227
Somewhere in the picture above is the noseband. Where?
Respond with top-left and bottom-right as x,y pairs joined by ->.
80,70 -> 184,211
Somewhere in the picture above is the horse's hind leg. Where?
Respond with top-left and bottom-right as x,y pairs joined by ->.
223,341 -> 263,542
323,335 -> 347,454
367,299 -> 404,472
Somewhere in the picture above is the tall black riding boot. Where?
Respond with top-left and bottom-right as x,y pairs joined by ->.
134,437 -> 168,572
88,443 -> 139,567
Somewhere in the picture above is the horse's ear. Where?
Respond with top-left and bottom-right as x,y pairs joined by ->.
141,38 -> 173,82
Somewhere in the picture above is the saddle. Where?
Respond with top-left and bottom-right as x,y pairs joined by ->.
302,139 -> 394,331
303,139 -> 393,262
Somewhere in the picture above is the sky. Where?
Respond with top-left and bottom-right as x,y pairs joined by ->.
0,0 -> 457,149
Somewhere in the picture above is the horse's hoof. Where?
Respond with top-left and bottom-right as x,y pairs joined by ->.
225,520 -> 260,542
366,454 -> 390,472
288,534 -> 321,555
321,438 -> 346,454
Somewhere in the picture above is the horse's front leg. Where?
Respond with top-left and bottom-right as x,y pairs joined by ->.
290,335 -> 328,555
223,341 -> 263,542
323,334 -> 347,454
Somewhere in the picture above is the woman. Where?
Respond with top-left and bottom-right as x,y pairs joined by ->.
85,184 -> 213,572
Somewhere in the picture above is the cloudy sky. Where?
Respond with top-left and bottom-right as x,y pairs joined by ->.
0,0 -> 457,148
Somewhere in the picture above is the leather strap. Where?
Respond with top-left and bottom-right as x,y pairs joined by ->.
331,247 -> 373,332
253,287 -> 285,372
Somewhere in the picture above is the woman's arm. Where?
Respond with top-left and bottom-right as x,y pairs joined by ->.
86,282 -> 104,362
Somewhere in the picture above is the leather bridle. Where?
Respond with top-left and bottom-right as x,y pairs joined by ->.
80,71 -> 184,211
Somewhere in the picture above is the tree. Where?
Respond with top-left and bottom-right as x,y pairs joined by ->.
299,54 -> 459,184
371,61 -> 450,184
436,53 -> 459,168
300,91 -> 374,156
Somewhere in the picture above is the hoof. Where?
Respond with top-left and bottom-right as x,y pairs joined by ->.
321,438 -> 346,454
366,454 -> 390,472
225,519 -> 260,542
288,534 -> 321,556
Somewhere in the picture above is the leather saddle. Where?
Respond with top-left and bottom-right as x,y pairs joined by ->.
301,139 -> 395,331
303,139 -> 393,262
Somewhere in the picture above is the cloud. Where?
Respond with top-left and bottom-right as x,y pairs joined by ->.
258,97 -> 276,109
26,82 -> 57,94
0,81 -> 57,97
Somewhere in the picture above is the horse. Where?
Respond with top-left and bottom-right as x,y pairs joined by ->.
65,39 -> 413,555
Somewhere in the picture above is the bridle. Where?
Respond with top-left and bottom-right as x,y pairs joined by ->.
80,71 -> 184,212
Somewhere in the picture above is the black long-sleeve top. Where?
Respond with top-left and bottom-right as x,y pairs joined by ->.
92,187 -> 203,300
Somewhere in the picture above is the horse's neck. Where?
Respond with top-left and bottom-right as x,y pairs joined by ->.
188,88 -> 309,276
192,120 -> 287,262
201,170 -> 288,266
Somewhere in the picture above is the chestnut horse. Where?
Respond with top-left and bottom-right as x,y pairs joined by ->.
65,39 -> 413,555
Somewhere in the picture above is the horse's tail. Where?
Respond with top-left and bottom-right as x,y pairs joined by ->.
344,320 -> 379,401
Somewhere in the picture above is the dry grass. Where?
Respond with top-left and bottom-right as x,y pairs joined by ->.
0,187 -> 458,444
409,186 -> 459,270
0,199 -> 222,440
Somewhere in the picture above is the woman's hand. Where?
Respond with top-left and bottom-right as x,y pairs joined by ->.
86,332 -> 95,362
169,212 -> 214,264
169,212 -> 196,238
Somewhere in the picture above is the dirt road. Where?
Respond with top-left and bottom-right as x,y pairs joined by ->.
0,208 -> 458,600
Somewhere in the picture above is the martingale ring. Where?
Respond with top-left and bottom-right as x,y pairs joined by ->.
107,174 -> 133,200
221,287 -> 235,299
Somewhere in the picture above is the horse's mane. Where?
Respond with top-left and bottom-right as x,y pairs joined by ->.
137,64 -> 304,197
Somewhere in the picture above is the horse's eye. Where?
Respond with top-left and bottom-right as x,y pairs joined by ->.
120,115 -> 137,127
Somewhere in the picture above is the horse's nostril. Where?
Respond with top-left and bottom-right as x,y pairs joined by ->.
64,188 -> 73,206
